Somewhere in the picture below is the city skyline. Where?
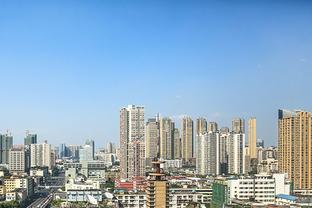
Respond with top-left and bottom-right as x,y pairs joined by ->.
0,1 -> 312,146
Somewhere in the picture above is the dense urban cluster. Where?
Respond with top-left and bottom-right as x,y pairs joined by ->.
0,105 -> 311,208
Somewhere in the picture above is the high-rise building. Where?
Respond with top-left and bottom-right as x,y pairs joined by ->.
227,133 -> 245,175
120,105 -> 145,179
106,142 -> 114,153
30,141 -> 53,169
67,145 -> 80,160
181,117 -> 194,162
9,146 -> 26,174
146,160 -> 169,208
196,118 -> 207,135
145,118 -> 159,165
219,131 -> 230,175
160,118 -> 174,160
24,133 -> 37,146
79,144 -> 94,162
278,109 -> 312,191
173,128 -> 181,159
232,118 -> 245,134
128,139 -> 146,178
196,132 -> 219,175
248,118 -> 257,159
85,139 -> 95,160
59,143 -> 67,158
0,133 -> 13,164
208,122 -> 218,133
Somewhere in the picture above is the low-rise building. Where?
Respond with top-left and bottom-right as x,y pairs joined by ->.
67,189 -> 102,202
6,188 -> 27,203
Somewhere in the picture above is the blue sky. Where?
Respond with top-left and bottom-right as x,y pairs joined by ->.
0,1 -> 311,147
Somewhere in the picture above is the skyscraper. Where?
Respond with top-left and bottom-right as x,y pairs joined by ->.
24,133 -> 37,146
0,133 -> 13,164
85,139 -> 95,160
227,133 -> 245,175
128,139 -> 146,178
120,105 -> 145,179
196,117 -> 207,135
173,128 -> 181,159
248,118 -> 257,159
59,143 -> 67,158
196,132 -> 219,175
278,109 -> 312,191
232,118 -> 245,134
145,118 -> 159,165
159,117 -> 174,160
208,122 -> 218,133
30,141 -> 53,169
181,117 -> 194,163
79,144 -> 94,162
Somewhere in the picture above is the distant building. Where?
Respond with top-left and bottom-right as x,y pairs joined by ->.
120,105 -> 145,179
160,117 -> 174,160
24,133 -> 37,146
145,117 -> 159,166
79,144 -> 94,162
0,133 -> 13,164
196,117 -> 207,135
231,118 -> 245,134
182,117 -> 194,164
208,122 -> 218,133
248,118 -> 257,159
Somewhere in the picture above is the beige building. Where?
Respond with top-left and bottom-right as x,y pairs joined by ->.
145,118 -> 159,165
9,147 -> 25,174
196,117 -> 207,135
182,117 -> 194,162
160,118 -> 174,160
248,118 -> 257,159
278,109 -> 312,191
208,122 -> 218,132
146,161 -> 169,208
173,128 -> 181,159
232,118 -> 245,134
128,139 -> 146,178
30,142 -> 53,169
120,105 -> 145,179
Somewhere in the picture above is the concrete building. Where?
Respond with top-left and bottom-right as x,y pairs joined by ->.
67,145 -> 80,160
248,118 -> 257,159
227,133 -> 245,175
24,133 -> 37,146
146,160 -> 169,208
278,109 -> 312,192
30,141 -> 53,169
120,105 -> 145,179
160,117 -> 174,160
212,173 -> 290,207
9,147 -> 25,174
0,133 -> 13,164
145,118 -> 159,165
173,128 -> 181,159
79,144 -> 94,162
67,189 -> 102,202
196,118 -> 207,135
232,118 -> 245,134
196,132 -> 219,175
128,140 -> 146,178
181,117 -> 194,163
208,122 -> 218,133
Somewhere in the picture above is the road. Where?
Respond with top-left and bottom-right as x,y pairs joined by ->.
27,194 -> 53,208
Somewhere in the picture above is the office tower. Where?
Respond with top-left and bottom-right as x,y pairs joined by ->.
146,160 -> 169,208
248,118 -> 257,159
0,133 -> 13,164
160,118 -> 174,159
173,128 -> 181,159
106,142 -> 114,153
30,141 -> 53,169
232,118 -> 245,134
128,139 -> 146,178
278,109 -> 312,190
79,144 -> 94,162
120,105 -> 145,179
208,122 -> 218,132
196,117 -> 207,135
9,146 -> 25,174
196,132 -> 219,175
227,133 -> 245,175
67,145 -> 80,160
59,143 -> 67,158
85,139 -> 95,160
24,132 -> 37,146
181,117 -> 194,162
145,118 -> 159,165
